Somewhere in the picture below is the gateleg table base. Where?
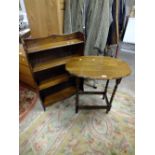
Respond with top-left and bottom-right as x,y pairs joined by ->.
75,78 -> 122,114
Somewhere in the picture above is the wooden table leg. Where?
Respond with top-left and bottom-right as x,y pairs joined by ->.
75,77 -> 79,113
106,78 -> 122,113
75,78 -> 122,114
103,80 -> 109,99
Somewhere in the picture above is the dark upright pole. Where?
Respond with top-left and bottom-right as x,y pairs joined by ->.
106,78 -> 122,113
75,77 -> 79,113
103,80 -> 109,99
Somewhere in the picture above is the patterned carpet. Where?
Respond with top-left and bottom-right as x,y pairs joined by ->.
19,84 -> 38,122
20,89 -> 135,155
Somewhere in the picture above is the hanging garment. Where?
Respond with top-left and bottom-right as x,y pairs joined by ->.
84,0 -> 127,54
64,0 -> 85,33
119,0 -> 127,35
107,0 -> 119,45
84,0 -> 113,55
107,0 -> 126,45
64,0 -> 113,55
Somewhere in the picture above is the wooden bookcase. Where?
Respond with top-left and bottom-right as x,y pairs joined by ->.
23,32 -> 84,110
19,44 -> 37,89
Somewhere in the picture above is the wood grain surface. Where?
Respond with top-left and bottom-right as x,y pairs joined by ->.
24,32 -> 84,53
39,73 -> 70,90
19,44 -> 37,88
33,54 -> 81,72
44,86 -> 76,106
24,0 -> 62,37
23,32 -> 84,109
66,56 -> 131,80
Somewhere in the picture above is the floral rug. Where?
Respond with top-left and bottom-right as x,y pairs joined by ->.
19,84 -> 38,122
20,90 -> 135,155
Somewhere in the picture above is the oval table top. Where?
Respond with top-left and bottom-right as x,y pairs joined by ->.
66,56 -> 131,80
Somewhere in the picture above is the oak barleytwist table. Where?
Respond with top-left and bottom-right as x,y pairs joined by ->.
66,56 -> 131,113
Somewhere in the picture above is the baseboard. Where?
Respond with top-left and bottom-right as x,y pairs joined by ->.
120,48 -> 135,54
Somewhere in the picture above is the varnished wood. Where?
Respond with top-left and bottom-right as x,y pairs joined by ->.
19,73 -> 36,88
60,10 -> 64,34
24,32 -> 84,53
19,56 -> 28,66
23,32 -> 84,109
60,0 -> 64,10
58,0 -> 64,34
20,64 -> 33,76
44,86 -> 76,106
70,56 -> 131,113
66,56 -> 131,80
33,54 -> 81,72
19,44 -> 26,57
39,73 -> 70,90
19,44 -> 37,88
24,0 -> 61,37
28,39 -> 83,53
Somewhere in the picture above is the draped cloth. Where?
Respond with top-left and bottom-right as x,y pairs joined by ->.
107,0 -> 127,45
64,0 -> 113,55
64,0 -> 84,33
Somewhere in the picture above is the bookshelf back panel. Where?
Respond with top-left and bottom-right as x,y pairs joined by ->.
34,65 -> 66,82
28,44 -> 84,68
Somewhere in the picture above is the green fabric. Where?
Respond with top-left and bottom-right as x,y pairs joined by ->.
64,0 -> 84,33
64,0 -> 113,55
85,0 -> 113,55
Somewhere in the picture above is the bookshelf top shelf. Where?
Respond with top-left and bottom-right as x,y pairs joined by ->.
24,32 -> 84,54
28,39 -> 84,53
